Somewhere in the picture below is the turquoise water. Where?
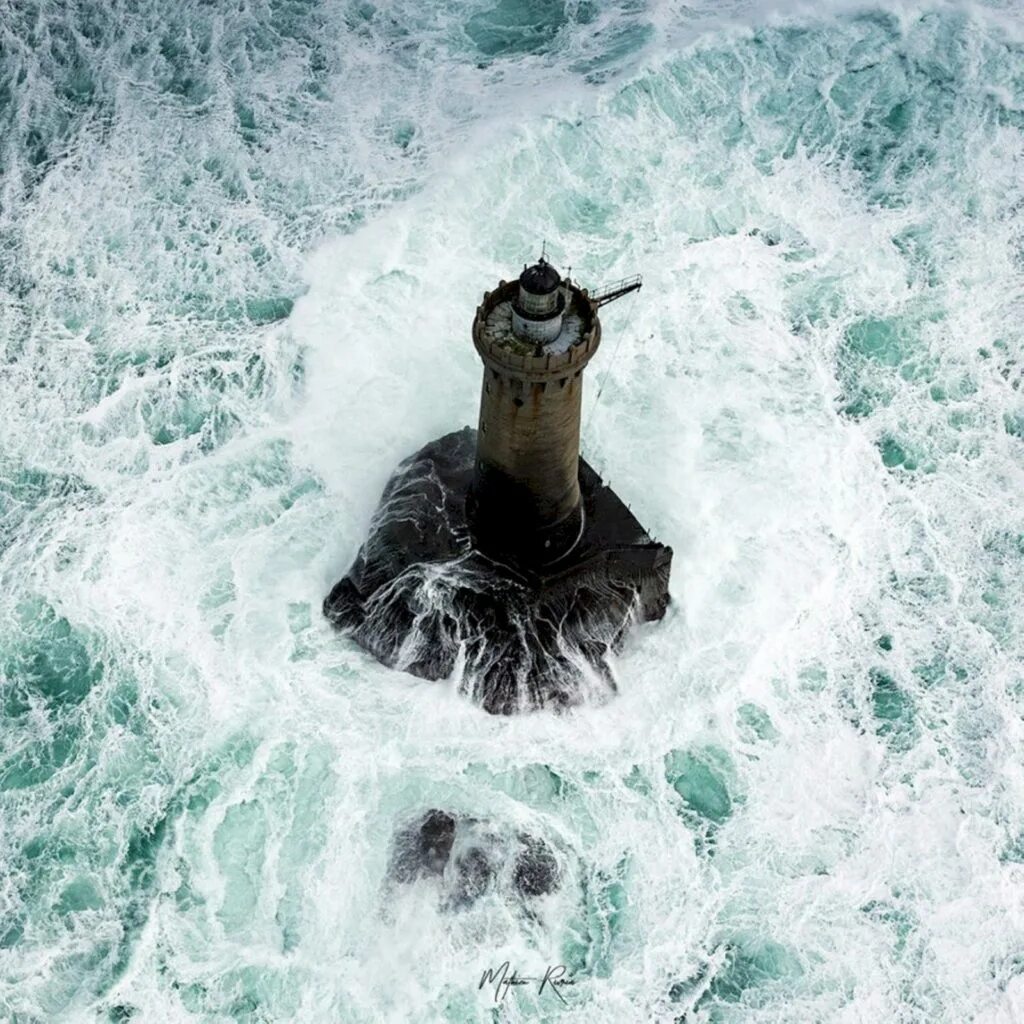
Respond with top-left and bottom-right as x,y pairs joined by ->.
2,1 -> 1024,1020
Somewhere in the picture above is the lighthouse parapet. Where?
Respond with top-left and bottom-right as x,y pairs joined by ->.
471,279 -> 601,379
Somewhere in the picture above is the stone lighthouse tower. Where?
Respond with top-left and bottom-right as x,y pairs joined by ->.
469,258 -> 600,565
324,254 -> 672,714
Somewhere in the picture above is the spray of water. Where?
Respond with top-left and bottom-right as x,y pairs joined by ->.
2,1 -> 1024,1020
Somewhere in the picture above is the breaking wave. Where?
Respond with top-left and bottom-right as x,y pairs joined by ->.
1,0 -> 1023,1019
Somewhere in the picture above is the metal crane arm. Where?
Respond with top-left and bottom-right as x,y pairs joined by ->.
589,274 -> 643,307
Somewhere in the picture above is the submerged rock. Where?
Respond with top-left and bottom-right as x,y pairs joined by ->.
389,809 -> 456,884
450,844 -> 495,907
324,428 -> 671,714
513,834 -> 560,898
387,810 -> 560,909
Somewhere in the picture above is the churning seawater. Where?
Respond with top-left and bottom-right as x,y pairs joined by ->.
2,0 -> 1024,1020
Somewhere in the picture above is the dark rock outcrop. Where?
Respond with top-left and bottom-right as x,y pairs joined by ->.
324,428 -> 672,714
513,834 -> 560,898
389,809 -> 456,884
386,810 -> 561,909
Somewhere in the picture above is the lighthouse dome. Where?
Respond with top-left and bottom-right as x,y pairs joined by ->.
519,260 -> 560,296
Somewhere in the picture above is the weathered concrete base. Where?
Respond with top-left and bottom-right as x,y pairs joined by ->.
323,428 -> 672,714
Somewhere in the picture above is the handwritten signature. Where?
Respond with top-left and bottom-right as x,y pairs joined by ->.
479,961 -> 575,1005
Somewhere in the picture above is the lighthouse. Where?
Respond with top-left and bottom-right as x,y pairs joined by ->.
324,255 -> 672,714
469,258 -> 601,565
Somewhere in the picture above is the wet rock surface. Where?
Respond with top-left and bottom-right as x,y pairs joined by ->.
387,810 -> 561,908
513,834 -> 560,898
324,428 -> 672,714
389,809 -> 456,884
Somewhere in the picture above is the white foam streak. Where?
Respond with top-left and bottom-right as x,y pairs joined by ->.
3,1 -> 1024,1020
